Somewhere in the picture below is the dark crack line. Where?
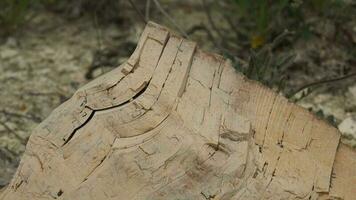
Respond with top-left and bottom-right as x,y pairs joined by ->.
61,109 -> 95,146
80,154 -> 108,184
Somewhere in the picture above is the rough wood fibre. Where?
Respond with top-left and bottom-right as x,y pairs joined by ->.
0,22 -> 355,200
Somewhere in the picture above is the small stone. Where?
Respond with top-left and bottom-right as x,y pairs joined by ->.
314,20 -> 336,40
5,37 -> 18,47
338,117 -> 356,139
348,85 -> 356,100
0,49 -> 18,59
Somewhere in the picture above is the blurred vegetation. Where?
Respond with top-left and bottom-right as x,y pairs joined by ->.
0,0 -> 350,42
0,0 -> 124,36
0,0 -> 31,34
230,0 -> 349,48
224,0 -> 354,96
232,0 -> 290,49
0,0 -> 354,96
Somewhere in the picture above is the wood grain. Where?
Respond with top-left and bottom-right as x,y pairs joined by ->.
1,22 -> 355,200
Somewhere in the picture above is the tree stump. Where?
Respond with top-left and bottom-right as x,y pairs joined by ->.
1,22 -> 355,200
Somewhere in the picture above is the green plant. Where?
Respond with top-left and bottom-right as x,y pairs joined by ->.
0,0 -> 30,33
309,0 -> 345,14
246,48 -> 294,91
232,31 -> 295,92
0,0 -> 124,36
0,0 -> 58,35
232,0 -> 290,48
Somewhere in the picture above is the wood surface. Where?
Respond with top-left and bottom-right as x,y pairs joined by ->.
0,22 -> 355,200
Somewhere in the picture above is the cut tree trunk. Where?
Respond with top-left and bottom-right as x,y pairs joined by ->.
0,22 -> 355,200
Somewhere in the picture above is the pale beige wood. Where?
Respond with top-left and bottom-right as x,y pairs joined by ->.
0,22 -> 355,200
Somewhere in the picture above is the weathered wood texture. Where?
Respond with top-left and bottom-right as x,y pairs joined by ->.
0,22 -> 355,200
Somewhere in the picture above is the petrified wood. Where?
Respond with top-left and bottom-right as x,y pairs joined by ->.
0,22 -> 355,200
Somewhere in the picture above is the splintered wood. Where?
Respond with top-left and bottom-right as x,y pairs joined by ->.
1,22 -> 355,200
